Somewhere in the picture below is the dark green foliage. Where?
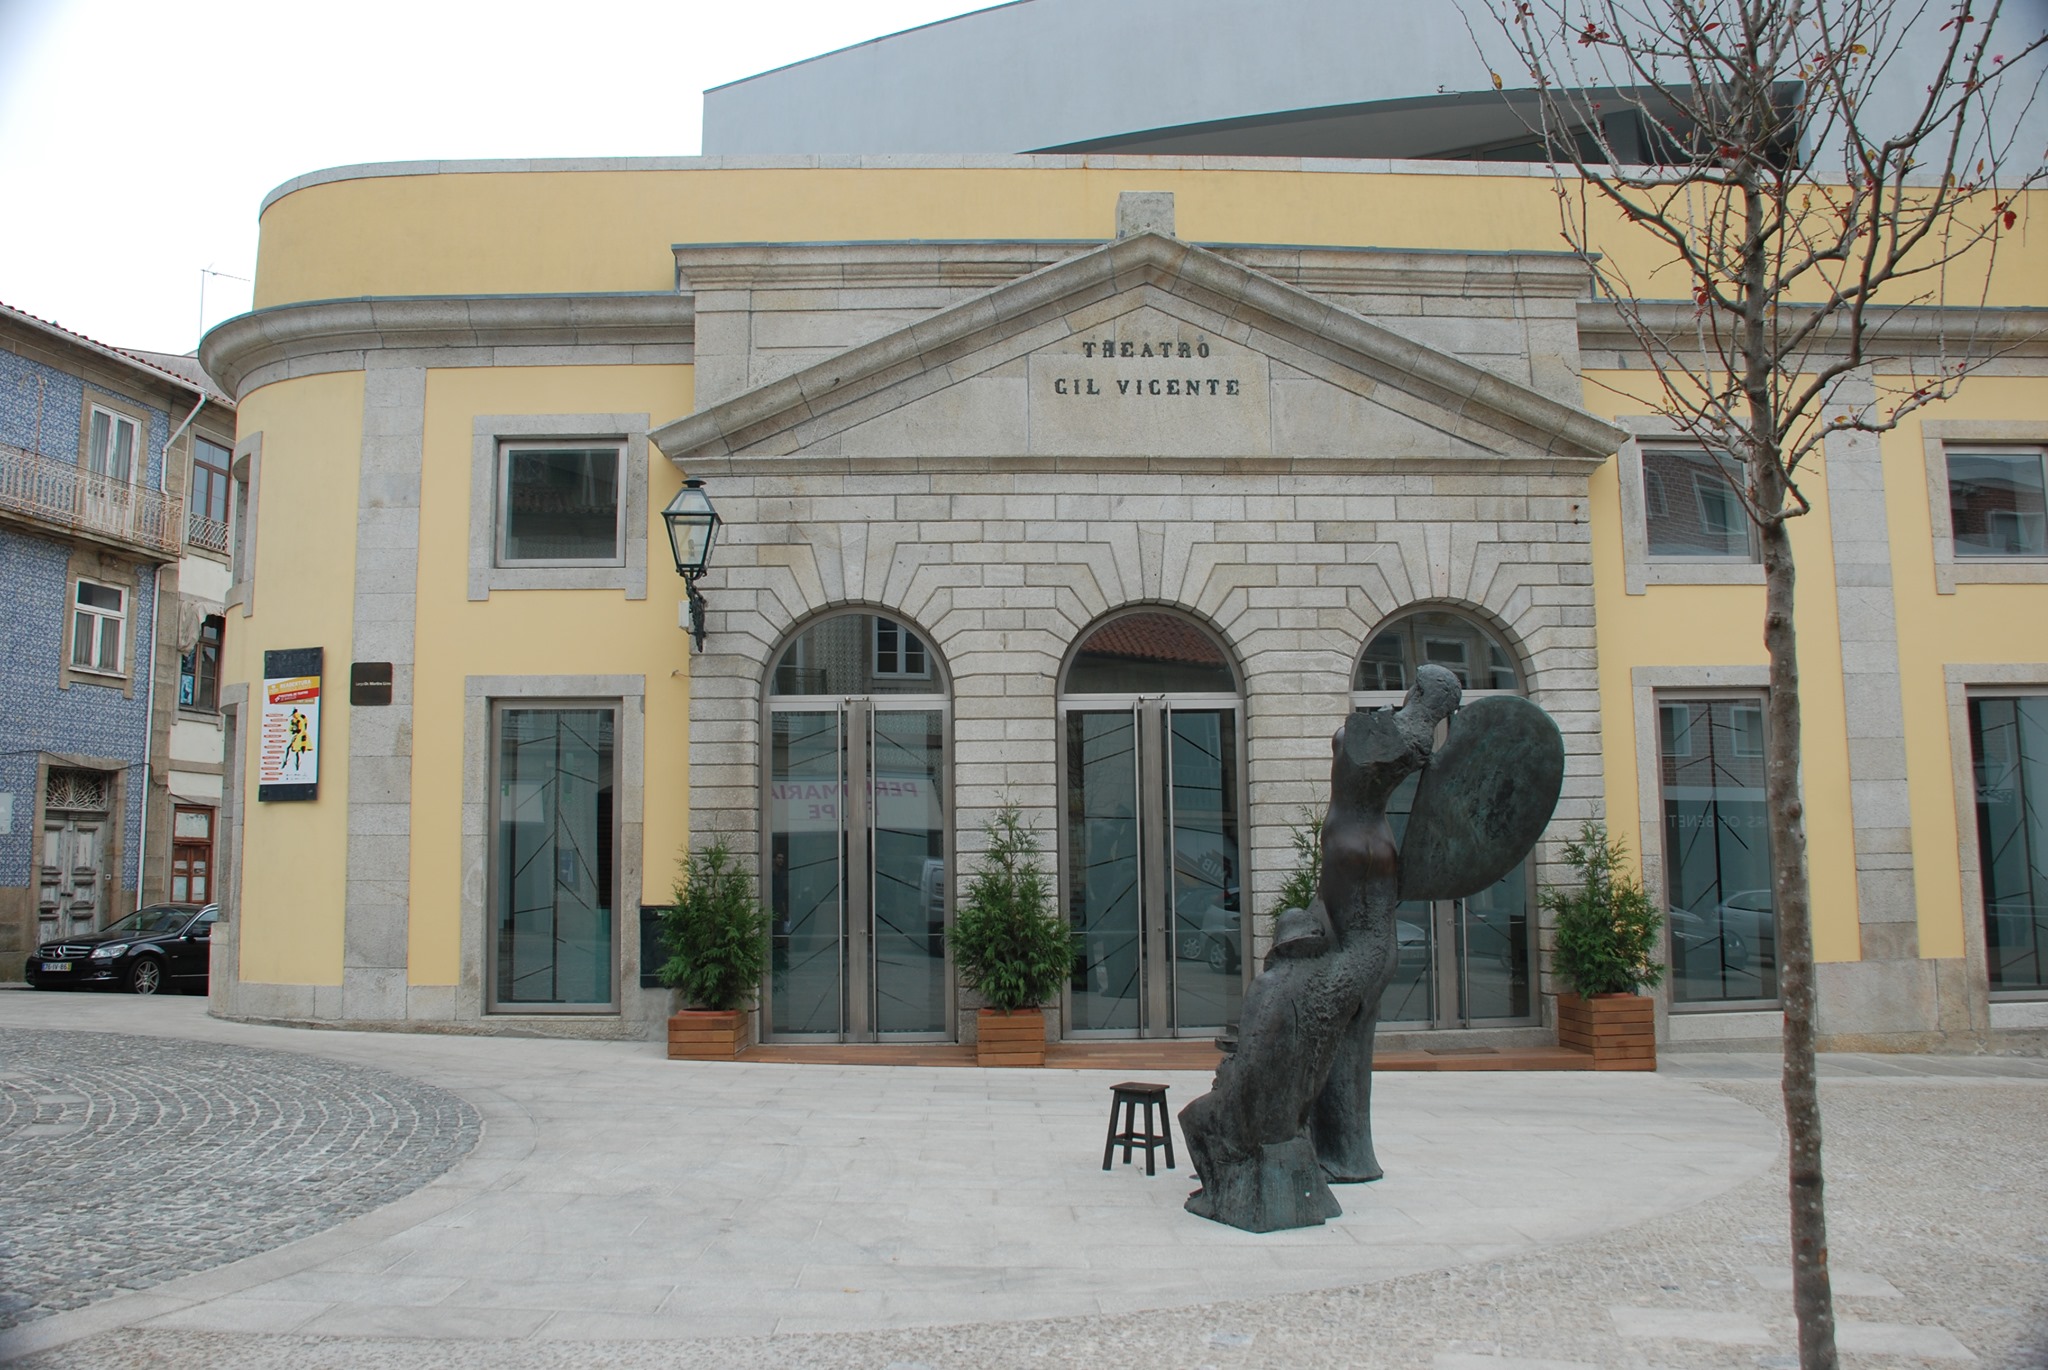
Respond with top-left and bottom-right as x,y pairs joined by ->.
1270,809 -> 1323,917
656,840 -> 770,1011
951,803 -> 1078,1013
1543,822 -> 1665,997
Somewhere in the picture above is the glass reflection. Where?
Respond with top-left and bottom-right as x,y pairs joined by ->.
1355,612 -> 1519,693
494,708 -> 614,1006
1661,699 -> 1778,1002
772,614 -> 940,696
1066,612 -> 1235,694
770,710 -> 844,1035
1168,709 -> 1243,1032
872,709 -> 947,1033
1067,711 -> 1141,1031
1972,696 -> 2048,990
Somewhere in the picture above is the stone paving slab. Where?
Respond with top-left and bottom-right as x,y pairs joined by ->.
2,993 -> 2045,1368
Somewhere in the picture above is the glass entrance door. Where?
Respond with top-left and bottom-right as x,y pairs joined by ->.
766,700 -> 948,1041
1063,701 -> 1244,1038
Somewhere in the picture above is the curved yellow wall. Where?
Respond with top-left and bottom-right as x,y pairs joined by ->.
407,366 -> 696,986
228,371 -> 363,986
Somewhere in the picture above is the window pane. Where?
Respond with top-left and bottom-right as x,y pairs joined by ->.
1356,611 -> 1518,693
72,611 -> 94,667
97,624 -> 120,672
500,447 -> 621,562
1066,611 -> 1235,694
194,438 -> 233,522
1645,449 -> 1753,558
112,417 -> 135,482
1971,696 -> 2048,991
1950,453 -> 2048,557
494,707 -> 615,1006
1662,699 -> 1778,1003
88,410 -> 111,475
77,582 -> 122,612
773,614 -> 943,695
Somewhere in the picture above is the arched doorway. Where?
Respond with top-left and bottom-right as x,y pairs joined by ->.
1059,609 -> 1244,1039
1355,607 -> 1537,1030
763,611 -> 949,1042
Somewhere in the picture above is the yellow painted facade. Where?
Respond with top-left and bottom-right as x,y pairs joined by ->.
207,156 -> 2048,1046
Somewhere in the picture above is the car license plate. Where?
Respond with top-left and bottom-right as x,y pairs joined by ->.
45,961 -> 71,972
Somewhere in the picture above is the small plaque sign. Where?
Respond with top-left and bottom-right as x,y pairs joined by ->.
350,661 -> 394,707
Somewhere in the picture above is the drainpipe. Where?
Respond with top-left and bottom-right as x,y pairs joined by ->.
135,390 -> 202,908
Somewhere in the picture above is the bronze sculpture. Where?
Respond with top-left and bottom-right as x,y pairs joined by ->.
1179,664 -> 1564,1232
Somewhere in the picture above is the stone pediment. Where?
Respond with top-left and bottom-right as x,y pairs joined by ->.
651,233 -> 1621,472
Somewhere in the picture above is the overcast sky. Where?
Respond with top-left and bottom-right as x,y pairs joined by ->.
0,0 -> 989,355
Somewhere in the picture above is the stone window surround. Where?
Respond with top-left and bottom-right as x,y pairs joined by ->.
79,386 -> 149,481
1944,663 -> 2048,1007
225,432 -> 262,617
468,414 -> 649,601
1630,665 -> 1783,1033
58,548 -> 141,698
69,577 -> 129,678
1924,421 -> 2048,593
1614,418 -> 1766,596
461,675 -> 649,1024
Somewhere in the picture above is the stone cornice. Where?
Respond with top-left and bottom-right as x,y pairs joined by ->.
653,232 -> 1624,468
1577,299 -> 2048,366
200,294 -> 695,400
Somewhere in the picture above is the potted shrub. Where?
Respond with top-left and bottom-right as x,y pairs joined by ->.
1542,822 -> 1665,1071
656,839 -> 770,1061
952,802 -> 1077,1067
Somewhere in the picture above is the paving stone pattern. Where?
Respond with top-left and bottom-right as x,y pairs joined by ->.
16,1073 -> 2047,1369
0,1030 -> 477,1329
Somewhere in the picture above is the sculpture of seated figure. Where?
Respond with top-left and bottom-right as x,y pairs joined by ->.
1179,663 -> 1563,1232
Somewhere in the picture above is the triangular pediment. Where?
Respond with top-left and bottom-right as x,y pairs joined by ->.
652,233 -> 1621,471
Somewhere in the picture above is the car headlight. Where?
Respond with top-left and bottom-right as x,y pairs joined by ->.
91,944 -> 126,959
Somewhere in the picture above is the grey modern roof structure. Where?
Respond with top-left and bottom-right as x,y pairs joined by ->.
703,0 -> 2048,170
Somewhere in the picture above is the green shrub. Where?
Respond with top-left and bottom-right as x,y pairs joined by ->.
656,840 -> 770,1011
1270,808 -> 1323,917
951,802 -> 1078,1013
1542,822 -> 1665,997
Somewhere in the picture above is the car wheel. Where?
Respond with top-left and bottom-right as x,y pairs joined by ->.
1206,938 -> 1234,974
127,957 -> 164,995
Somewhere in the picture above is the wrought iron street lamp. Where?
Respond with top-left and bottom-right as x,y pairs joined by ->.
662,478 -> 720,651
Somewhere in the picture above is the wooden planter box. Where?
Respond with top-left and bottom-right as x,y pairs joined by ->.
977,1007 -> 1047,1067
667,1009 -> 747,1061
1556,992 -> 1656,1071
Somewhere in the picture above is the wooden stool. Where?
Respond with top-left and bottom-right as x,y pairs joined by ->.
1102,1081 -> 1175,1175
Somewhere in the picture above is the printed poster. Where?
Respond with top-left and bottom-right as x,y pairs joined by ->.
258,647 -> 323,802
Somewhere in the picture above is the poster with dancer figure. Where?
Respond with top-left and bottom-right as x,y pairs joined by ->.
259,647 -> 323,802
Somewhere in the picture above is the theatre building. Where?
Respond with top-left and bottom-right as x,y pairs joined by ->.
197,157 -> 2048,1053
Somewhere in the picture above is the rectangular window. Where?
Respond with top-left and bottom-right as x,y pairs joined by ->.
180,615 -> 224,711
1643,449 -> 1756,559
171,806 -> 214,904
86,406 -> 138,483
873,616 -> 930,679
491,705 -> 617,1009
187,436 -> 233,554
1659,696 -> 1778,1005
71,580 -> 126,675
1949,451 -> 2048,558
1969,695 -> 2048,992
496,443 -> 624,566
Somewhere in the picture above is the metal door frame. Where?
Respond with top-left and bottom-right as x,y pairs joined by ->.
761,693 -> 953,1043
1057,692 -> 1245,1039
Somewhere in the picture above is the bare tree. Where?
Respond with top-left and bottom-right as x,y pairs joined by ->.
1468,2 -> 2046,1365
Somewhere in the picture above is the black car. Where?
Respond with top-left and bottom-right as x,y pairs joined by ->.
25,903 -> 218,995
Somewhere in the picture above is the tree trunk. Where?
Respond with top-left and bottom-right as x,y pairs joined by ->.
1758,489 -> 1838,1370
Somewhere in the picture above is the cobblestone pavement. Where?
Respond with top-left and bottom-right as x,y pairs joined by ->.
13,1075 -> 2046,1370
0,1030 -> 478,1330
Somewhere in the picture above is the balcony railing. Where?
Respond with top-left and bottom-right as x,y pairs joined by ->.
0,442 -> 185,559
186,510 -> 231,555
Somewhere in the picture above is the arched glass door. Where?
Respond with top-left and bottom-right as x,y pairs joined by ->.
765,613 -> 948,1042
1355,609 -> 1536,1029
1060,611 -> 1244,1039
